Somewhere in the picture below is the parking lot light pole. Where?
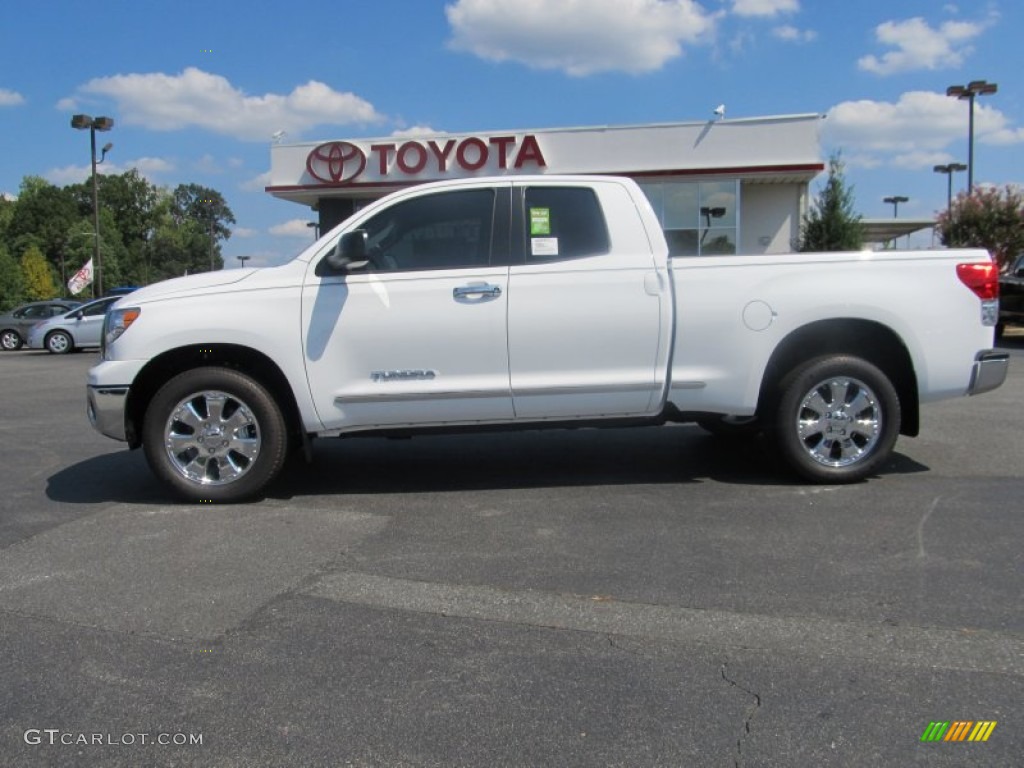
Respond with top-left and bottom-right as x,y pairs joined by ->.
237,255 -> 251,268
70,114 -> 114,297
946,80 -> 997,194
933,163 -> 967,209
883,195 -> 909,218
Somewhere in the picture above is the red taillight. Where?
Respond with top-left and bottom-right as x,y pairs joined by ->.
956,262 -> 999,300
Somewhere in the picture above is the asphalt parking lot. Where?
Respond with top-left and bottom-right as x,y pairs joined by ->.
1,338 -> 1022,767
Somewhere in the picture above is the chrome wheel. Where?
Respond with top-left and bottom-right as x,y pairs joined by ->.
772,355 -> 900,484
163,389 -> 262,485
794,376 -> 882,467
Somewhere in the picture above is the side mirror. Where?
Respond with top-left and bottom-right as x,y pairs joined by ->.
74,310 -> 84,320
325,230 -> 370,272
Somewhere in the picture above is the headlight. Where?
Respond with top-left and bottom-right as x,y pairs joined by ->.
103,307 -> 141,355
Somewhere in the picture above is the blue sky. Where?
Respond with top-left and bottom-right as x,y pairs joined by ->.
2,0 -> 1021,265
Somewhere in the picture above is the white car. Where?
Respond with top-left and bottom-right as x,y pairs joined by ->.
29,296 -> 119,354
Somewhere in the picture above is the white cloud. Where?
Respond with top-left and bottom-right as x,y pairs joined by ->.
0,88 -> 25,106
445,0 -> 718,76
45,164 -> 106,185
731,0 -> 798,17
55,97 -> 78,111
233,227 -> 258,238
825,90 -> 1024,168
240,171 -> 272,192
132,157 -> 175,175
391,125 -> 441,138
45,156 -> 174,185
270,219 -> 317,237
193,154 -> 223,174
74,67 -> 384,141
857,16 -> 988,75
772,24 -> 816,43
890,150 -> 955,171
1,191 -> 16,202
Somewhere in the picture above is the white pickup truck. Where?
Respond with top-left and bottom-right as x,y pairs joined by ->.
87,175 -> 1008,502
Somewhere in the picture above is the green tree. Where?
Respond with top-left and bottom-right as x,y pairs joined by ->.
0,245 -> 26,310
799,152 -> 865,252
144,198 -> 214,282
170,183 -> 236,271
67,169 -> 159,250
936,185 -> 1024,272
64,212 -> 132,294
5,177 -> 82,274
20,244 -> 57,300
0,193 -> 14,243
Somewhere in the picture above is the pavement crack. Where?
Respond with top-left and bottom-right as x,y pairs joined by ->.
721,662 -> 761,768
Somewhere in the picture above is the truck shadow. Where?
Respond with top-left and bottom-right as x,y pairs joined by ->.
269,425 -> 930,498
45,449 -> 169,505
46,426 -> 930,504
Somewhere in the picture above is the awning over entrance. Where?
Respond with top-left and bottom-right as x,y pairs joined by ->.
861,218 -> 935,246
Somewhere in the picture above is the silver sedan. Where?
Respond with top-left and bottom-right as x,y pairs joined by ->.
27,296 -> 119,354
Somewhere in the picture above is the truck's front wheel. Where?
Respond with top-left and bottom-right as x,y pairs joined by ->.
142,367 -> 288,502
771,356 -> 900,483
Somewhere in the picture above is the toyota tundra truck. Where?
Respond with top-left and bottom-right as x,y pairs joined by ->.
87,176 -> 1009,502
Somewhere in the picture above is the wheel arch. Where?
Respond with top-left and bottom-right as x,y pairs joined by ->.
124,344 -> 304,449
757,319 -> 919,436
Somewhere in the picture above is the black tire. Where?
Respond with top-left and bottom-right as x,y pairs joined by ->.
45,331 -> 74,355
770,355 -> 900,484
994,322 -> 1005,340
1,329 -> 22,351
142,367 -> 289,503
697,415 -> 762,438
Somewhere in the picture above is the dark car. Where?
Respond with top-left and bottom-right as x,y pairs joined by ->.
997,255 -> 1024,338
0,300 -> 83,351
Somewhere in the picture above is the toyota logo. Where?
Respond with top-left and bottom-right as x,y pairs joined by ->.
306,141 -> 367,184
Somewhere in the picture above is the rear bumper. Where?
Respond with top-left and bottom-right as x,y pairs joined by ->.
967,350 -> 1009,396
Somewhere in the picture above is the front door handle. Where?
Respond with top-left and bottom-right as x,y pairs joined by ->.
453,283 -> 502,300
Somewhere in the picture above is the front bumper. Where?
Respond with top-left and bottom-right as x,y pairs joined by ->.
967,350 -> 1009,396
87,385 -> 130,441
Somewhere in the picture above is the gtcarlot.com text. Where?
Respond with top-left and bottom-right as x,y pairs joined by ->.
24,729 -> 203,746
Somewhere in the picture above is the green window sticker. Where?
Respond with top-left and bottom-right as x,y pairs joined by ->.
530,207 -> 551,236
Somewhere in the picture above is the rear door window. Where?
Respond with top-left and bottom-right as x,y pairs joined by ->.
522,187 -> 610,263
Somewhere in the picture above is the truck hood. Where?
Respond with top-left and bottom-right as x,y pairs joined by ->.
115,269 -> 258,304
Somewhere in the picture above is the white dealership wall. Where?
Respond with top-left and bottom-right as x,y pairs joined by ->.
267,114 -> 825,255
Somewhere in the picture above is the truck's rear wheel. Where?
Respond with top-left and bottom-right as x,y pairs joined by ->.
771,355 -> 900,483
142,367 -> 288,502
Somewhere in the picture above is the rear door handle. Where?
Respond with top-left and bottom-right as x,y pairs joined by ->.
453,283 -> 502,300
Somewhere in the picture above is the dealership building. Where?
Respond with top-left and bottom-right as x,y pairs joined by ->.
266,113 -> 829,256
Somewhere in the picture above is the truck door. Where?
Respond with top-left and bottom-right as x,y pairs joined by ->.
507,181 -> 669,420
301,185 -> 514,431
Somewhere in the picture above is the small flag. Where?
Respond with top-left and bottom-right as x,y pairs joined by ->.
68,258 -> 94,295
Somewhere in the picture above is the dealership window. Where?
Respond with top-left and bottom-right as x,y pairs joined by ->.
639,181 -> 739,256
